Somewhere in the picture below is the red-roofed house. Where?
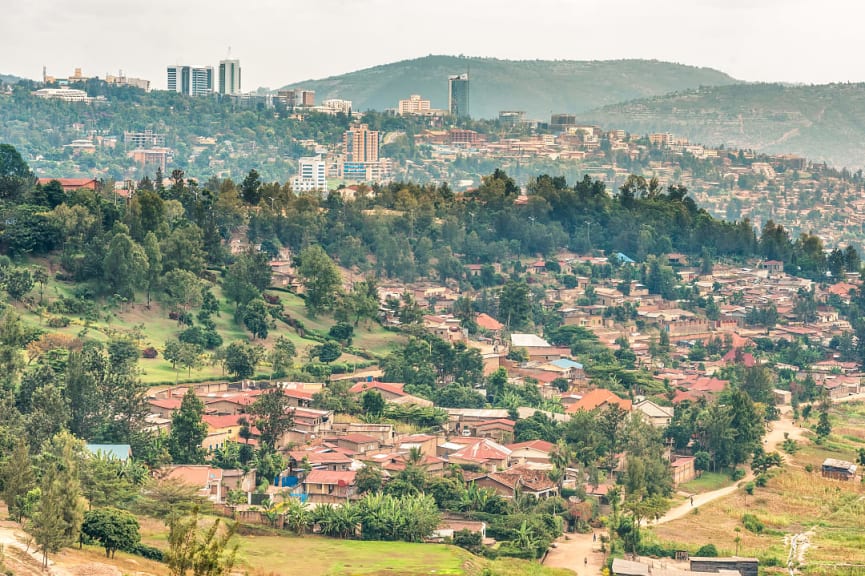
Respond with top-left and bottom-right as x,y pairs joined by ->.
349,381 -> 407,401
303,470 -> 357,504
506,440 -> 555,465
722,348 -> 756,367
476,313 -> 504,333
37,177 -> 98,191
473,464 -> 557,499
473,419 -> 515,444
449,438 -> 511,472
565,388 -> 632,414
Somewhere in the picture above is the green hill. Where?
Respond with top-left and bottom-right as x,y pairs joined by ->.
280,55 -> 739,119
577,82 -> 865,169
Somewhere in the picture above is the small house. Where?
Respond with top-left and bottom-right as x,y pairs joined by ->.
821,458 -> 857,481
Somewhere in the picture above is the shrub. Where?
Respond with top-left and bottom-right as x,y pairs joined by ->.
755,474 -> 768,488
46,316 -> 70,328
742,513 -> 764,534
730,468 -> 745,481
141,347 -> 158,359
744,482 -> 755,495
129,543 -> 164,561
262,293 -> 280,305
453,529 -> 483,554
695,543 -> 718,557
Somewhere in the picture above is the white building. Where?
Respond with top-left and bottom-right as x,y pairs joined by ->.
32,87 -> 91,102
291,156 -> 327,193
218,59 -> 241,95
167,65 -> 213,96
321,98 -> 353,115
398,94 -> 431,115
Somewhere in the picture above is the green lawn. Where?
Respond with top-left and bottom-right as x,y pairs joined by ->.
138,517 -> 573,576
679,472 -> 732,494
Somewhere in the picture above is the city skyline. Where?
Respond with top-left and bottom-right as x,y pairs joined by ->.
3,0 -> 865,91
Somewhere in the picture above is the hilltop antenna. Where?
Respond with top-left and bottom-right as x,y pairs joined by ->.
227,46 -> 232,58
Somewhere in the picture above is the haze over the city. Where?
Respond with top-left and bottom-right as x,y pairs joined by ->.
2,0 -> 864,90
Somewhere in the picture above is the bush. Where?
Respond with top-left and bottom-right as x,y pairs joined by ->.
742,513 -> 764,534
755,474 -> 768,488
730,468 -> 745,481
453,529 -> 483,554
744,482 -> 754,495
638,543 -> 676,558
141,347 -> 158,359
46,316 -> 70,328
129,543 -> 164,561
695,543 -> 718,557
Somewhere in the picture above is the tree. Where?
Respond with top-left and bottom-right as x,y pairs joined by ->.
223,249 -> 272,308
355,465 -> 383,495
269,336 -> 296,379
0,438 -> 34,522
81,507 -> 141,558
166,509 -> 237,576
80,453 -> 143,510
104,232 -> 148,300
223,341 -> 261,380
248,388 -> 294,449
241,298 -> 269,339
362,390 -> 385,417
240,169 -> 262,205
159,269 -> 204,315
5,267 -> 34,301
314,340 -> 342,363
168,388 -> 207,464
31,432 -> 85,568
816,406 -> 832,439
499,279 -> 531,330
143,231 -> 163,307
297,245 -> 342,315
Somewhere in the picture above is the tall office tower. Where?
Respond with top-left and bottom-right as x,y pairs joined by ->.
219,59 -> 241,95
448,73 -> 470,118
343,124 -> 380,163
167,65 -> 213,96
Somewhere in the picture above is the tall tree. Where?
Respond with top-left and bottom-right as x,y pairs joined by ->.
168,388 -> 207,464
143,231 -> 163,308
104,232 -> 148,300
297,245 -> 342,316
81,507 -> 141,558
0,438 -> 34,522
248,388 -> 294,449
31,432 -> 85,568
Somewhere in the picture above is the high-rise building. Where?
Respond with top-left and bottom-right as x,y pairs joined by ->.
291,156 -> 327,193
448,73 -> 470,118
398,94 -> 431,115
218,59 -> 241,95
167,65 -> 213,96
343,124 -> 379,163
277,89 -> 315,108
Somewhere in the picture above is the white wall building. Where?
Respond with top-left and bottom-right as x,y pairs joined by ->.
291,156 -> 327,193
218,59 -> 241,95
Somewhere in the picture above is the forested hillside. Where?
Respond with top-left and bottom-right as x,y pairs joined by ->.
578,82 -> 865,169
280,55 -> 739,119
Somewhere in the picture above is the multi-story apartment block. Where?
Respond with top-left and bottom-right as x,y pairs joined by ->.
398,94 -> 431,115
218,59 -> 241,95
291,156 -> 327,193
167,65 -> 213,96
343,124 -> 379,163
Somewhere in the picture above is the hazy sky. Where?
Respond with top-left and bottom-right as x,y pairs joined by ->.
2,0 -> 863,90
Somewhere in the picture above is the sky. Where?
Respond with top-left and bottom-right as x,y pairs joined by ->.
2,0 -> 864,90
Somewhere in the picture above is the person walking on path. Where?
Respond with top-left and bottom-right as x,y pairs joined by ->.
690,496 -> 694,506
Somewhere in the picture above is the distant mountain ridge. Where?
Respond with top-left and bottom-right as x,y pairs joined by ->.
279,55 -> 740,119
577,83 -> 865,169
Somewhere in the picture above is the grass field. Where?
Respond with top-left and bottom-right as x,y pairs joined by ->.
678,472 -> 731,494
650,402 -> 865,575
137,516 -> 572,576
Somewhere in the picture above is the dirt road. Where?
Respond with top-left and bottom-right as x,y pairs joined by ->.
655,411 -> 807,525
543,531 -> 604,575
